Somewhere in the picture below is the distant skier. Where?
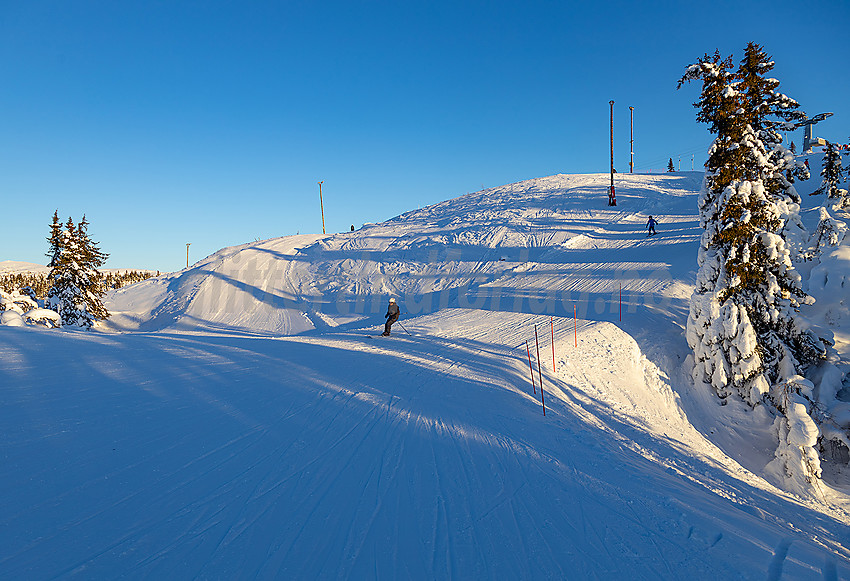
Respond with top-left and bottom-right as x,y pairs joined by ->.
646,215 -> 657,236
382,298 -> 400,336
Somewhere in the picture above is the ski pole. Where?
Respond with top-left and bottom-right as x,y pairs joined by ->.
398,321 -> 411,336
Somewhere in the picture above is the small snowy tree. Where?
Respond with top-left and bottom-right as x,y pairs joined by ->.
809,206 -> 848,258
667,158 -> 675,172
46,215 -> 110,329
812,141 -> 847,206
46,210 -> 63,268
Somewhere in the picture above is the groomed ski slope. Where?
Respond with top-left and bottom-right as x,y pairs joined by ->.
2,172 -> 849,579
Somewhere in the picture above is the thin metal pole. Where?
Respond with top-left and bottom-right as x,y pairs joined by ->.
186,243 -> 191,268
629,106 -> 634,174
318,181 -> 326,235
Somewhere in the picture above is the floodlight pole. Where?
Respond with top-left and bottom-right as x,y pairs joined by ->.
609,100 -> 616,206
629,106 -> 634,174
318,180 -> 326,235
186,243 -> 191,269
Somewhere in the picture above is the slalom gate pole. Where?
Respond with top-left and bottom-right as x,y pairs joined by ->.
551,317 -> 555,372
574,305 -> 577,348
534,325 -> 546,416
526,341 -> 536,395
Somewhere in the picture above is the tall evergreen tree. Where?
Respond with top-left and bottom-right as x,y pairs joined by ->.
679,45 -> 827,494
667,158 -> 675,172
680,46 -> 823,407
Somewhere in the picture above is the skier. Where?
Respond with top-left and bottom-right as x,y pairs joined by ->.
646,215 -> 657,236
382,297 -> 400,336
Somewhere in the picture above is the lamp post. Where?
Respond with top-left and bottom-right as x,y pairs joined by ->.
318,181 -> 326,235
186,243 -> 191,269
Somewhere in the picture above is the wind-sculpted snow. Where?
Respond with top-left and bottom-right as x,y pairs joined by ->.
3,172 -> 850,578
106,173 -> 702,335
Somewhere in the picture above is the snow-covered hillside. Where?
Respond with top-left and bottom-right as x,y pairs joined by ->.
106,173 -> 699,336
2,172 -> 849,578
0,260 -> 49,274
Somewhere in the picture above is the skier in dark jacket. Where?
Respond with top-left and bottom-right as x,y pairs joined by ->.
646,215 -> 657,236
383,298 -> 400,336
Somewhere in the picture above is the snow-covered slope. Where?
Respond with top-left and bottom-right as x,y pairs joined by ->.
106,173 -> 700,336
0,260 -> 49,274
2,172 -> 850,578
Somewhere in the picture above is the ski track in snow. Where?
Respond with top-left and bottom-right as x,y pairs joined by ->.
2,172 -> 850,579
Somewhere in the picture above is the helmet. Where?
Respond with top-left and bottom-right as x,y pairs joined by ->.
389,298 -> 396,303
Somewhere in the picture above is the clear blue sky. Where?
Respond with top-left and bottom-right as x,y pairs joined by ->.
2,1 -> 848,272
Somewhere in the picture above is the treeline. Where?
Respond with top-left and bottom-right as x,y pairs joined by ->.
0,270 -> 157,299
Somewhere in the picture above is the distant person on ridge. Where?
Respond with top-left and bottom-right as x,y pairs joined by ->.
646,215 -> 657,237
383,298 -> 400,336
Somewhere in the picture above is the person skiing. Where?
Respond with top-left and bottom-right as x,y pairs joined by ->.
382,297 -> 400,336
646,215 -> 657,236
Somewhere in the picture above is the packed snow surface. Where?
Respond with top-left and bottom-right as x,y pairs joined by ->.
2,172 -> 849,578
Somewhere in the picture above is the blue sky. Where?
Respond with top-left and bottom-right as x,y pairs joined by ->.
1,1 -> 848,272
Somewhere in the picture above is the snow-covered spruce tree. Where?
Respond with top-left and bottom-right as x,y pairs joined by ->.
75,215 -> 110,322
46,217 -> 79,326
813,141 -> 848,206
46,210 -> 63,269
46,215 -> 110,328
680,45 -> 827,494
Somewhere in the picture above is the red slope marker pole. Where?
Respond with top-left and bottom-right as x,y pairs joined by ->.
535,325 -> 546,416
619,283 -> 622,322
551,316 -> 556,373
526,340 -> 536,395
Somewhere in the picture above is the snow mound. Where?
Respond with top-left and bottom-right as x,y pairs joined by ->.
105,173 -> 703,335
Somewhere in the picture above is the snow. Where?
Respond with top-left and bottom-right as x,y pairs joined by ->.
0,260 -> 49,274
2,171 -> 850,578
22,308 -> 61,327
